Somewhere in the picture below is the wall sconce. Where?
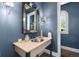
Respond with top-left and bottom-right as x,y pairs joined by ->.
39,17 -> 47,25
5,2 -> 14,7
39,17 -> 48,37
5,2 -> 14,14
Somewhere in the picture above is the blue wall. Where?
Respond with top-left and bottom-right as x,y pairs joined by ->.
35,2 -> 57,52
0,3 -> 24,57
0,2 -> 57,57
61,2 -> 79,49
41,2 -> 57,52
24,2 -> 57,52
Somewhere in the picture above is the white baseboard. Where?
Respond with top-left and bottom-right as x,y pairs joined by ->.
38,49 -> 58,57
61,46 -> 79,53
44,49 -> 58,57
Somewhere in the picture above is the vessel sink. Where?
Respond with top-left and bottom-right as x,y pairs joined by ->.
31,38 -> 44,42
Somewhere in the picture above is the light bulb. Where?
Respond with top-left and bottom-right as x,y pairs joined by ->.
5,2 -> 14,7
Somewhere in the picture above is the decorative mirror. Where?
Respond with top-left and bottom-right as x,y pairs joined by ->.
22,2 -> 39,33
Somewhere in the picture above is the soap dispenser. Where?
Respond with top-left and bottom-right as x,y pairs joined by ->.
25,35 -> 29,41
48,32 -> 52,39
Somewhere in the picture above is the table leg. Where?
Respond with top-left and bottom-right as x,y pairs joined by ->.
26,52 -> 30,57
50,50 -> 52,56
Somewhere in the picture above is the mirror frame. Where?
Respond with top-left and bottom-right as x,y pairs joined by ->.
22,2 -> 39,33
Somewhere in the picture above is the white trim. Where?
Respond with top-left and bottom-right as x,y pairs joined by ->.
44,3 -> 61,57
41,3 -> 61,57
38,3 -> 61,57
61,46 -> 79,53
60,2 -> 69,5
44,49 -> 58,57
57,3 -> 61,57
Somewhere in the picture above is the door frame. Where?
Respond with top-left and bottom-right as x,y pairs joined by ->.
57,2 -> 61,57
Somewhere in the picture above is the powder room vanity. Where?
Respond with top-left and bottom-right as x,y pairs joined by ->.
13,36 -> 51,57
13,3 -> 52,57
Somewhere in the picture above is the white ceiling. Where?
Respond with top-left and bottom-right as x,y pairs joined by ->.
60,2 -> 69,5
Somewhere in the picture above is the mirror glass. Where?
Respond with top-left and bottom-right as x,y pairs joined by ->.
22,2 -> 39,33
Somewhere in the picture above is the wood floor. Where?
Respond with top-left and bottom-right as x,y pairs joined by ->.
16,49 -> 79,57
40,53 -> 53,57
16,52 -> 53,57
40,49 -> 79,57
61,49 -> 79,57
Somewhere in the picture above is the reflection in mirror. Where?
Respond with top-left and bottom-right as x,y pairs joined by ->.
22,2 -> 39,33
